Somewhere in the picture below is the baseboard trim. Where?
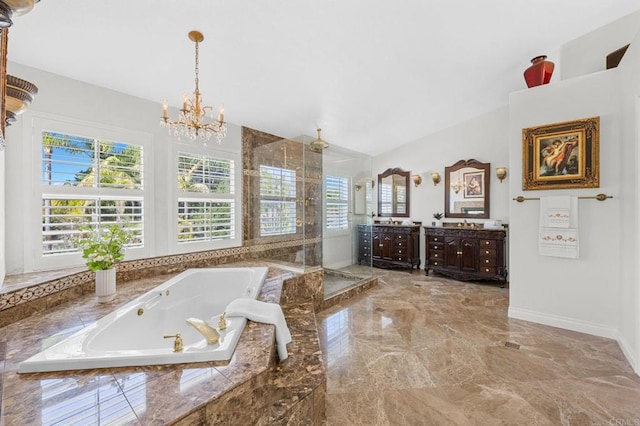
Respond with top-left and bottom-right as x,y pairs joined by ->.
508,306 -> 639,376
508,306 -> 617,339
617,333 -> 640,376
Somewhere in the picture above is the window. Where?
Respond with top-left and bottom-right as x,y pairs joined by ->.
177,152 -> 235,243
41,131 -> 144,257
259,165 -> 297,236
325,175 -> 349,230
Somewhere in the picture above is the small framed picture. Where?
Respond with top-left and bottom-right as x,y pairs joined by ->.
463,171 -> 484,198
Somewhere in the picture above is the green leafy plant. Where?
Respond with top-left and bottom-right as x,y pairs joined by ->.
78,224 -> 133,271
432,212 -> 444,220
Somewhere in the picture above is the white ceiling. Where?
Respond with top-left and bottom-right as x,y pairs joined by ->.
7,1 -> 640,156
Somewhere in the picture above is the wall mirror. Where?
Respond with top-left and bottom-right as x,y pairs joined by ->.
378,167 -> 410,217
445,159 -> 490,219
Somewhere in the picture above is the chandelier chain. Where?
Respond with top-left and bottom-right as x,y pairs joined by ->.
194,39 -> 200,93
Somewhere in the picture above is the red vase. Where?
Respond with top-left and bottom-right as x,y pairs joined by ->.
524,55 -> 554,88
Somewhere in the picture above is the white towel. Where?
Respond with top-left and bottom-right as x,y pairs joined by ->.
542,196 -> 571,228
224,298 -> 292,360
539,196 -> 579,258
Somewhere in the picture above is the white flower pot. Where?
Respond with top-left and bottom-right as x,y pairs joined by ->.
95,268 -> 117,303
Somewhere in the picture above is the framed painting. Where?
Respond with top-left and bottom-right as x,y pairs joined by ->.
522,116 -> 599,190
463,171 -> 484,198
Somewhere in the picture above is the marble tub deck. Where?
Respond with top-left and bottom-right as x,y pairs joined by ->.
0,266 -> 325,425
318,269 -> 640,425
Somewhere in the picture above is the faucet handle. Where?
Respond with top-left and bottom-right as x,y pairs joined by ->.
219,312 -> 227,331
164,333 -> 183,352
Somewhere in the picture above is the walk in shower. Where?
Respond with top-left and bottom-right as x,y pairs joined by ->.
242,128 -> 373,297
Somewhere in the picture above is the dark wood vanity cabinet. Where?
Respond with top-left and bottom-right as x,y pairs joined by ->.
424,226 -> 507,283
358,224 -> 420,271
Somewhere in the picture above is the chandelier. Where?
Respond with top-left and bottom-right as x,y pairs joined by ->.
161,30 -> 226,144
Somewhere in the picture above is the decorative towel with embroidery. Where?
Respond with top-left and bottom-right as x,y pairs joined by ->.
539,196 -> 579,258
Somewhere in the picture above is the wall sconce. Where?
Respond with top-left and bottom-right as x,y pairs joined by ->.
355,184 -> 362,191
412,174 -> 422,187
496,166 -> 507,183
431,172 -> 441,186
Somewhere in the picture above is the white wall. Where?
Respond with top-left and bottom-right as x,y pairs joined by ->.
508,16 -> 640,374
561,10 -> 640,80
4,62 -> 242,274
371,106 -> 510,268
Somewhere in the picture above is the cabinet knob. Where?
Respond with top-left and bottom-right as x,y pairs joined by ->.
485,268 -> 490,272
434,262 -> 438,266
485,260 -> 489,263
485,250 -> 490,254
434,238 -> 438,241
434,254 -> 438,257
379,244 -> 384,247
485,241 -> 490,245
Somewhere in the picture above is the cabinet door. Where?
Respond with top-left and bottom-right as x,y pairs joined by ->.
459,238 -> 478,272
373,232 -> 383,259
381,233 -> 394,260
444,238 -> 460,269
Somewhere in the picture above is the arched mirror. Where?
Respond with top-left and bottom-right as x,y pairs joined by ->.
445,159 -> 490,219
378,167 -> 410,217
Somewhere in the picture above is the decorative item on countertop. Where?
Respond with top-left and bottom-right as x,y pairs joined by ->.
432,212 -> 444,227
524,55 -> 554,88
78,223 -> 133,303
483,220 -> 503,230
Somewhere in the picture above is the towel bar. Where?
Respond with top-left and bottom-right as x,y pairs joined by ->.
513,193 -> 612,203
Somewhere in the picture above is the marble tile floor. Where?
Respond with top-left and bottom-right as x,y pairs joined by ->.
317,269 -> 640,425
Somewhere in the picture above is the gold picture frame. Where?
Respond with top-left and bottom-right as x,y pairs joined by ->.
522,116 -> 600,190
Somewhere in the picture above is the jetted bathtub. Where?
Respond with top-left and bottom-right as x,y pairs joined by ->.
18,267 -> 269,373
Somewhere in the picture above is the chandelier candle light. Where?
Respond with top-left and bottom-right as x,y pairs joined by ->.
161,30 -> 226,144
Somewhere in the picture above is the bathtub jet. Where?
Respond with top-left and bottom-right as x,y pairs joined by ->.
18,267 -> 268,374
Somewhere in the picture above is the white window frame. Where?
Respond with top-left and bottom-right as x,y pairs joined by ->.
324,174 -> 350,233
26,115 -> 153,271
324,174 -> 351,236
170,141 -> 242,253
259,165 -> 298,237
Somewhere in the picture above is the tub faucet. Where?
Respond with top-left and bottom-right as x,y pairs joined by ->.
186,318 -> 220,345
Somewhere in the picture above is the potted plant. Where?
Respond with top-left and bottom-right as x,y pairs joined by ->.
432,212 -> 444,227
79,224 -> 133,302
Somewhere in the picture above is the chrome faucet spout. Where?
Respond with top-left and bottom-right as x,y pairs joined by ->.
185,317 -> 220,345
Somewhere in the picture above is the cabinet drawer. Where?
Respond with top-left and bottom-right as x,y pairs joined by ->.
429,250 -> 443,260
479,239 -> 496,249
479,257 -> 496,267
479,266 -> 496,274
480,248 -> 496,257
